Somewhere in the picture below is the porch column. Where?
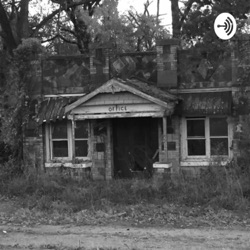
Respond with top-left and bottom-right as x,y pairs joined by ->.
162,116 -> 168,162
71,116 -> 75,164
153,116 -> 171,176
106,119 -> 113,180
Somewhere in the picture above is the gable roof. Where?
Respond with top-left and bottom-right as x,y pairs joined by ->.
65,78 -> 177,113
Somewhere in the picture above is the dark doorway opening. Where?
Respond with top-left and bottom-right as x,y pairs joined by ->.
113,117 -> 158,178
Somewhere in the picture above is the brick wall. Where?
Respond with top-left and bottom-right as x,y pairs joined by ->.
156,39 -> 179,88
45,166 -> 92,180
23,126 -> 44,171
167,116 -> 180,174
90,119 -> 113,180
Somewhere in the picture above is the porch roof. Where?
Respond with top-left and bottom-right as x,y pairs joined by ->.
177,91 -> 232,115
37,96 -> 78,124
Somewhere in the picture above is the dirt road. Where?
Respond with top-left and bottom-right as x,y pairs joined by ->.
0,224 -> 250,249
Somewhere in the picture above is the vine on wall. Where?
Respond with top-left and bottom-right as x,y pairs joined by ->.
1,38 -> 44,162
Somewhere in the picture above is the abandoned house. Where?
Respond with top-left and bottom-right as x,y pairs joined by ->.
7,39 -> 249,179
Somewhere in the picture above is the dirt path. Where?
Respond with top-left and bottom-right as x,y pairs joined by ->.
0,224 -> 250,249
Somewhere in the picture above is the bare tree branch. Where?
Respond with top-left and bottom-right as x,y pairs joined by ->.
128,11 -> 141,27
31,9 -> 61,36
179,0 -> 196,26
41,34 -> 77,44
31,0 -> 100,37
61,28 -> 76,36
58,34 -> 77,44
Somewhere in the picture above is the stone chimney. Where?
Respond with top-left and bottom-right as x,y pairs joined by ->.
156,39 -> 179,88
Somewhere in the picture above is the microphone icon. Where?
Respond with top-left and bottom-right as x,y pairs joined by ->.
217,17 -> 234,36
214,13 -> 237,40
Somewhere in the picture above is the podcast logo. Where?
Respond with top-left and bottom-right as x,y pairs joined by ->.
214,13 -> 237,40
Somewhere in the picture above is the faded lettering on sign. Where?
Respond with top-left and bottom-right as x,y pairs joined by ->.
108,105 -> 127,112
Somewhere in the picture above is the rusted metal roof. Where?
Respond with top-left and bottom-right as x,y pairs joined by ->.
124,78 -> 177,102
37,97 -> 78,124
177,91 -> 232,115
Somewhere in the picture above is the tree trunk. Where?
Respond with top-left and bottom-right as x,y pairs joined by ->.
17,0 -> 30,40
157,0 -> 160,22
0,1 -> 17,52
170,0 -> 181,38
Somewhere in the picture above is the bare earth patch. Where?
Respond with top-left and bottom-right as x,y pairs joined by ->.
1,196 -> 250,249
1,224 -> 250,250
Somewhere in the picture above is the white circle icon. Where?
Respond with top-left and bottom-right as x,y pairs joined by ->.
214,13 -> 237,40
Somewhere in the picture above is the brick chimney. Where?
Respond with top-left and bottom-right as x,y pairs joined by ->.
89,42 -> 113,84
156,39 -> 179,88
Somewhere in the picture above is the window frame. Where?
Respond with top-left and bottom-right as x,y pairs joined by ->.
49,120 -> 72,161
186,117 -> 206,158
45,119 -> 91,162
181,116 -> 232,161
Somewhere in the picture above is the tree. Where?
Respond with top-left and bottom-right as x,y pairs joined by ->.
0,0 -> 103,162
0,0 -> 170,55
0,0 -> 102,54
124,0 -> 169,51
0,38 -> 44,163
170,0 -> 250,39
62,0 -> 169,52
169,0 -> 250,83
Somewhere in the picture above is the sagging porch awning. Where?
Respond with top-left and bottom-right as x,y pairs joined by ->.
177,91 -> 232,116
37,97 -> 78,124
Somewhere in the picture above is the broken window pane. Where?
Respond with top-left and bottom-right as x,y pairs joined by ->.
211,138 -> 228,155
52,121 -> 67,139
75,121 -> 88,138
188,139 -> 206,156
53,141 -> 68,157
187,119 -> 205,137
75,140 -> 88,157
210,118 -> 228,136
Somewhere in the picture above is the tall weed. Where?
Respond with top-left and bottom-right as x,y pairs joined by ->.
1,158 -> 250,212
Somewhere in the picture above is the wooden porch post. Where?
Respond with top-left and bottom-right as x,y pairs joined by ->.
71,116 -> 75,164
158,119 -> 162,160
163,116 -> 168,162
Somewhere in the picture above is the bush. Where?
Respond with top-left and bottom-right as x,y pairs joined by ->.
0,158 -> 23,190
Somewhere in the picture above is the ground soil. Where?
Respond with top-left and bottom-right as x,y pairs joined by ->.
1,224 -> 250,249
0,197 -> 250,249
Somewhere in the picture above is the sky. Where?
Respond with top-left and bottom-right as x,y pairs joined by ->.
29,0 -> 173,32
117,0 -> 172,30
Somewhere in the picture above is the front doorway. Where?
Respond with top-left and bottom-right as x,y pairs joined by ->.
113,117 -> 159,178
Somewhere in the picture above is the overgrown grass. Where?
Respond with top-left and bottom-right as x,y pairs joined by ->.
0,159 -> 250,213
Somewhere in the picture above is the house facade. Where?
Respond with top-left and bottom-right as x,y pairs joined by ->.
22,39 -> 248,179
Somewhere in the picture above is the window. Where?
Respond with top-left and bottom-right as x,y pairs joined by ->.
48,119 -> 90,160
187,118 -> 206,156
210,118 -> 228,155
51,120 -> 69,158
184,117 -> 229,158
74,121 -> 89,157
